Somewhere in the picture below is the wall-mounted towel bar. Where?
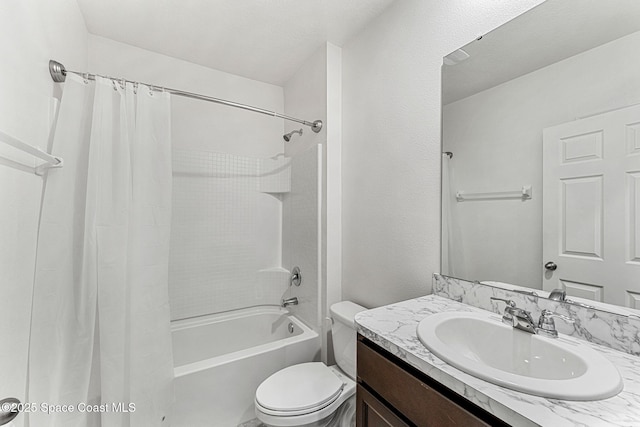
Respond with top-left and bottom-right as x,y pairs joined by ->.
0,130 -> 63,176
456,185 -> 532,202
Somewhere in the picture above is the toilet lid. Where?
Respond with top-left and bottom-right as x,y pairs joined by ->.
256,362 -> 344,413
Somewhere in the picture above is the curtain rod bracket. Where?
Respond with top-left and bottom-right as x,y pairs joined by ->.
311,120 -> 323,133
49,60 -> 67,83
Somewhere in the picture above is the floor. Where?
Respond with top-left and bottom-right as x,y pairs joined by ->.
237,419 -> 263,427
238,396 -> 356,427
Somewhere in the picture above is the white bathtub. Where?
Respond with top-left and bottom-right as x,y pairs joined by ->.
171,306 -> 320,427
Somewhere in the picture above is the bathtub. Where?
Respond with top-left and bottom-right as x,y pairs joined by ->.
171,306 -> 320,427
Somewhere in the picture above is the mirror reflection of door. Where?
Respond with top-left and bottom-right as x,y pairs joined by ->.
543,104 -> 640,308
441,0 -> 640,314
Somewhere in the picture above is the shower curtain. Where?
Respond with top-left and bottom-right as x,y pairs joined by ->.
28,74 -> 173,427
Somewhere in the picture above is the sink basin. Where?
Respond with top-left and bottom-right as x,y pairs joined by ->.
416,311 -> 623,400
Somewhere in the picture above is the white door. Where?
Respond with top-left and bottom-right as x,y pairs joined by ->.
543,104 -> 640,308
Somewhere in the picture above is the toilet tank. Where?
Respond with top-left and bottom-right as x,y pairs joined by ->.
330,301 -> 366,379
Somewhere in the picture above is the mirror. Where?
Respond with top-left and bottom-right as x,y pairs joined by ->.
440,0 -> 640,315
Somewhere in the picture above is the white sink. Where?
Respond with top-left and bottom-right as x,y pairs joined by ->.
416,311 -> 623,400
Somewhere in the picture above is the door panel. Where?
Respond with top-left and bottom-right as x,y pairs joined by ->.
626,122 -> 640,155
543,104 -> 640,307
561,130 -> 603,163
561,175 -> 603,258
628,171 -> 640,264
560,279 -> 603,302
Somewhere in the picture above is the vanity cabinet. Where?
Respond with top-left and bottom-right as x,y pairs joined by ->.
356,335 -> 510,427
356,385 -> 409,427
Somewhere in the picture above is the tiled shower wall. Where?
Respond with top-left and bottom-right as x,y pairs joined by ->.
169,149 -> 293,320
282,144 -> 322,330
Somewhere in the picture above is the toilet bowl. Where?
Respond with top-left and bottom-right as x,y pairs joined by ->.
255,301 -> 365,427
255,363 -> 355,427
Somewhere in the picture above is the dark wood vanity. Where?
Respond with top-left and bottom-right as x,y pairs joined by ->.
356,334 -> 511,427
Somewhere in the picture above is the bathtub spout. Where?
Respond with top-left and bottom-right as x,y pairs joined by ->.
281,297 -> 298,308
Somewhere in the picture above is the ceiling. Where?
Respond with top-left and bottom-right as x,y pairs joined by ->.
442,0 -> 640,105
76,0 -> 395,86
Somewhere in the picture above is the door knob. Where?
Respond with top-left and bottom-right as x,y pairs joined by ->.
0,397 -> 20,425
544,261 -> 558,271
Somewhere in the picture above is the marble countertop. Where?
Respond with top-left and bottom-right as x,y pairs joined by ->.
355,295 -> 640,427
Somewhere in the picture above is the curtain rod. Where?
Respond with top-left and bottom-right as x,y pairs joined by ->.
48,60 -> 323,133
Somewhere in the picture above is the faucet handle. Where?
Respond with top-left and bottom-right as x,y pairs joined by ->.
490,297 -> 518,327
537,309 -> 575,338
490,297 -> 516,307
540,309 -> 575,324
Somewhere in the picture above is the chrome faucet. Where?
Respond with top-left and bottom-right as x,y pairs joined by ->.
491,297 -> 575,338
281,297 -> 298,308
548,288 -> 567,301
491,297 -> 536,334
536,309 -> 575,338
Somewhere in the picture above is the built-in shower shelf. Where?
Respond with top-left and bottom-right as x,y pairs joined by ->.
258,157 -> 291,194
258,267 -> 290,274
260,188 -> 290,195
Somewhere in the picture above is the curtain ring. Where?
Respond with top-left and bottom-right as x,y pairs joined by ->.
112,79 -> 118,91
119,78 -> 126,90
82,73 -> 89,84
133,82 -> 138,95
148,85 -> 154,96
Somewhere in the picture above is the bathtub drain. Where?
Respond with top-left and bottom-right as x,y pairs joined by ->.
288,323 -> 294,334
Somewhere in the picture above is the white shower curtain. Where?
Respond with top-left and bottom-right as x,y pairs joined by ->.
28,74 -> 174,427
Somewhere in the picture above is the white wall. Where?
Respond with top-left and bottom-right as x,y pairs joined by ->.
283,46 -> 328,158
88,35 -> 284,157
324,43 -> 343,362
282,145 -> 321,331
282,43 -> 342,363
341,0 -> 544,308
87,36 -> 288,319
282,45 -> 327,335
0,0 -> 87,423
443,30 -> 640,289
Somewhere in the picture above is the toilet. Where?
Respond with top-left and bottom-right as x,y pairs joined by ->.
255,301 -> 366,427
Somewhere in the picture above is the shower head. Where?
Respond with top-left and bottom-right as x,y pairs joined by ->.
283,128 -> 303,142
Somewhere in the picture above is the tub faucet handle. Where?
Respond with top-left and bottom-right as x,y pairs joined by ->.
290,266 -> 302,287
282,297 -> 298,308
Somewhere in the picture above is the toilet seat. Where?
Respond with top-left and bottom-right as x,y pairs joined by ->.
255,364 -> 356,427
255,362 -> 345,416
